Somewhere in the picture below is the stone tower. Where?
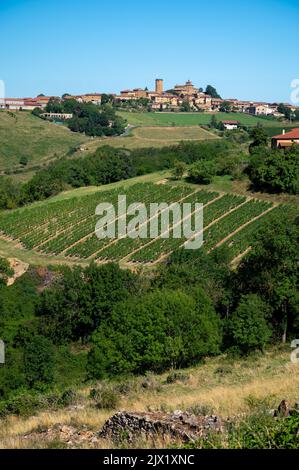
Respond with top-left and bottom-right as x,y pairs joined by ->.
155,78 -> 163,94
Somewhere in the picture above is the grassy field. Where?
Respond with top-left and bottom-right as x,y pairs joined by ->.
132,125 -> 219,141
0,111 -> 219,181
72,125 -> 219,157
0,347 -> 297,448
117,110 -> 294,130
0,110 -> 88,173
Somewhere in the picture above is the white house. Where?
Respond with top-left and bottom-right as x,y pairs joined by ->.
41,113 -> 73,120
221,120 -> 239,130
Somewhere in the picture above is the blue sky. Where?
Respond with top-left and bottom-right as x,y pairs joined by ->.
1,0 -> 298,102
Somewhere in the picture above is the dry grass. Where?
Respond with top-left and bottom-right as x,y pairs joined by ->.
0,348 -> 298,448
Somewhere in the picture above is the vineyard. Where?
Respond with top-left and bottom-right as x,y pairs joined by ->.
0,182 -> 284,265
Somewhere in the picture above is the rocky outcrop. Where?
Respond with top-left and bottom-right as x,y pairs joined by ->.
100,410 -> 223,443
23,424 -> 99,448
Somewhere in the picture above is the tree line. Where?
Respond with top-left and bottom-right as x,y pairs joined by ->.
0,141 -> 242,208
0,130 -> 298,212
34,98 -> 127,137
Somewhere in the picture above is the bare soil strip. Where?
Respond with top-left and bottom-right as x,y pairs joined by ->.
209,205 -> 277,251
230,247 -> 252,267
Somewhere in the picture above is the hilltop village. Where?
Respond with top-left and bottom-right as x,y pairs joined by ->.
0,78 -> 297,117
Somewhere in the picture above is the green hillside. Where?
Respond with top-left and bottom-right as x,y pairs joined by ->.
0,110 -> 88,173
117,110 -> 293,133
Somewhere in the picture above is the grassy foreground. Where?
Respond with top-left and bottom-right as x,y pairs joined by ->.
0,347 -> 298,448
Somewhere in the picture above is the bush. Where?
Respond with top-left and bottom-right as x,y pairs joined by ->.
59,388 -> 80,407
244,394 -> 276,412
186,403 -> 214,416
23,335 -> 55,389
38,263 -> 138,344
166,371 -> 189,384
141,374 -> 162,392
172,161 -> 187,180
0,394 -> 41,417
228,294 -> 272,354
19,156 -> 28,166
114,379 -> 139,395
87,288 -> 222,378
229,412 -> 299,449
188,160 -> 217,184
214,365 -> 233,377
248,145 -> 299,194
90,387 -> 120,410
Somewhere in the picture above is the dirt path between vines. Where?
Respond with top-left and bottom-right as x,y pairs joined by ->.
209,204 -> 277,251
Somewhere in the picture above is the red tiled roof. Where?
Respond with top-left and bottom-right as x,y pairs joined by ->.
272,128 -> 299,140
222,120 -> 239,124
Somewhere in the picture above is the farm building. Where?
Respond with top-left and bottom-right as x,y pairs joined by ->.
41,112 -> 73,120
271,128 -> 299,149
221,120 -> 239,130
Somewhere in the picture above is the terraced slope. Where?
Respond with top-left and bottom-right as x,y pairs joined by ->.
0,182 -> 281,265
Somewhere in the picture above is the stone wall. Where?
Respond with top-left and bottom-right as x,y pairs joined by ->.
100,410 -> 223,444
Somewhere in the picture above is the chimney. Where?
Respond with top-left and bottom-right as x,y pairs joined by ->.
283,129 -> 285,135
155,78 -> 163,94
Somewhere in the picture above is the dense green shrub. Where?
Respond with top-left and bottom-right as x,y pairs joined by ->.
248,127 -> 268,153
234,213 -> 299,343
23,336 -> 55,389
184,412 -> 299,449
228,294 -> 272,353
37,263 -> 138,343
0,257 -> 13,284
87,288 -> 222,378
188,159 -> 217,184
229,413 -> 299,449
20,147 -> 136,203
248,145 -> 299,194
